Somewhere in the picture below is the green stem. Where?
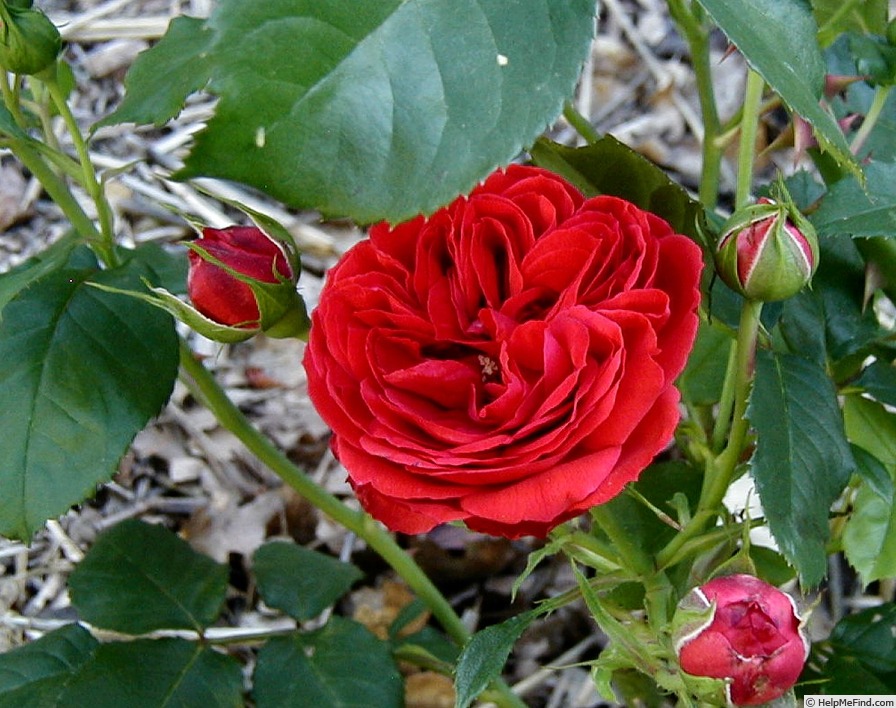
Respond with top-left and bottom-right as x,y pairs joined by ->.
590,506 -> 672,630
5,135 -> 108,251
668,0 -> 722,209
42,73 -> 118,266
817,0 -> 865,44
177,340 -> 526,708
562,100 -> 602,144
0,72 -> 28,129
656,299 -> 763,569
710,340 -> 738,453
850,84 -> 892,156
735,70 -> 765,210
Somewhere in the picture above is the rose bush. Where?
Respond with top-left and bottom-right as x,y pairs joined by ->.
674,574 -> 810,706
304,165 -> 702,538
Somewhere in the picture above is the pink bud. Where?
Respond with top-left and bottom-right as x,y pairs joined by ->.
187,225 -> 294,328
715,198 -> 818,302
674,574 -> 809,706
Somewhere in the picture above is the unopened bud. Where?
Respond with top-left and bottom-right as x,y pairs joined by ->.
715,197 -> 818,302
0,5 -> 61,76
673,574 -> 809,706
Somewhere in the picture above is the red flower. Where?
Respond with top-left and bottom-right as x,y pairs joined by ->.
187,225 -> 294,327
675,574 -> 810,706
303,165 -> 702,538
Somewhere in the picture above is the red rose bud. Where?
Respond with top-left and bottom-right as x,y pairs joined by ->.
674,574 -> 809,706
715,197 -> 818,302
187,225 -> 305,338
0,4 -> 61,75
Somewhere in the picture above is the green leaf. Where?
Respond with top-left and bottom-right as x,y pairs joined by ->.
596,461 -> 703,556
856,358 -> 896,412
812,161 -> 896,237
749,350 -> 855,586
104,0 -> 596,224
813,0 -> 888,46
529,135 -> 705,242
68,519 -> 228,634
94,16 -> 214,129
851,443 -> 894,501
830,602 -> 896,673
252,541 -> 363,622
842,480 -> 896,583
849,33 -> 896,86
844,394 -> 896,465
0,261 -> 179,539
0,625 -> 98,708
0,236 -> 85,319
677,321 -> 733,406
253,617 -> 403,708
695,0 -> 858,173
63,639 -> 243,707
454,612 -> 536,708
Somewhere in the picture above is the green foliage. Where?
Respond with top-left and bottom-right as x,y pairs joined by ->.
678,320 -> 734,406
842,396 -> 896,582
101,0 -> 597,224
695,0 -> 858,173
63,639 -> 244,708
529,135 -> 705,242
812,161 -> 896,237
0,254 -> 179,539
0,522 -> 419,707
253,540 -> 363,621
454,612 -> 537,708
800,603 -> 896,694
0,625 -> 98,708
749,350 -> 855,586
813,0 -> 888,46
253,617 -> 404,708
68,520 -> 229,633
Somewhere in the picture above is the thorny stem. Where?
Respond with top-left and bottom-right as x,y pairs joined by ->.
176,339 -> 527,708
667,0 -> 722,209
656,299 -> 764,569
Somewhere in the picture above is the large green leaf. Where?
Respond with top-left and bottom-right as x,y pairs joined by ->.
749,350 -> 855,586
62,639 -> 243,707
0,625 -> 98,708
253,617 -> 403,708
529,135 -> 705,242
0,260 -> 179,539
812,160 -> 896,237
695,0 -> 857,173
253,541 -> 363,622
102,0 -> 597,224
68,520 -> 229,634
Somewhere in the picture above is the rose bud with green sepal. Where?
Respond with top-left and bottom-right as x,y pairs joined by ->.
714,195 -> 818,302
673,574 -> 809,706
185,224 -> 307,339
0,3 -> 61,76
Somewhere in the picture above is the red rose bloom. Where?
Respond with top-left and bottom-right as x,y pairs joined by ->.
187,225 -> 294,327
303,165 -> 702,538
